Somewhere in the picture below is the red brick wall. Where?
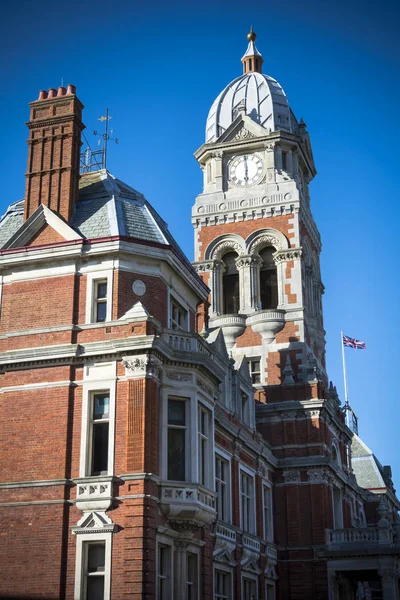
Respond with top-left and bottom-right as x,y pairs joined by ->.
0,274 -> 76,333
197,215 -> 294,260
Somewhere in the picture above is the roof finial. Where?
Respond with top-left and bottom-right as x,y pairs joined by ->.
247,26 -> 256,42
241,27 -> 263,74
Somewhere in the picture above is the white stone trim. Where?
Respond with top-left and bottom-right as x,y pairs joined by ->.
73,531 -> 113,600
215,449 -> 233,524
79,364 -> 117,478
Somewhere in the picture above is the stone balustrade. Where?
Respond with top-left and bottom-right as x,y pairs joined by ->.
160,481 -> 217,528
163,330 -> 213,358
74,477 -> 113,512
242,533 -> 261,553
215,522 -> 237,543
326,526 -> 395,546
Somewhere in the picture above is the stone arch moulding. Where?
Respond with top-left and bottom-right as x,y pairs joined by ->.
205,234 -> 246,261
246,228 -> 290,255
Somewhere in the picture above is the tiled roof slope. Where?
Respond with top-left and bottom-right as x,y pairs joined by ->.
0,171 -> 185,259
351,433 -> 388,491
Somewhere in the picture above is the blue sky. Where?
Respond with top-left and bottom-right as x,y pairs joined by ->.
1,0 -> 399,484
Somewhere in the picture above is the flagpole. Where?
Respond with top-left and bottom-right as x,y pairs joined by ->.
341,331 -> 350,427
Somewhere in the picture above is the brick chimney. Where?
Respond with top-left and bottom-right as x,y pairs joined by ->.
24,85 -> 85,222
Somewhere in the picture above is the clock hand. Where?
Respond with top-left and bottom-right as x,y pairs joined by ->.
244,155 -> 248,182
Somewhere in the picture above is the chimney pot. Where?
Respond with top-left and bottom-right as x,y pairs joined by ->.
66,84 -> 76,95
48,88 -> 57,99
38,90 -> 48,100
57,86 -> 67,96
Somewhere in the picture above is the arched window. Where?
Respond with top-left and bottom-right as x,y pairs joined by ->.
259,247 -> 278,309
222,252 -> 239,314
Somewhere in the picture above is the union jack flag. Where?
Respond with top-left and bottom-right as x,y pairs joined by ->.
342,334 -> 366,350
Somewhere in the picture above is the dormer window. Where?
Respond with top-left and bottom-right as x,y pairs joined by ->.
170,298 -> 188,331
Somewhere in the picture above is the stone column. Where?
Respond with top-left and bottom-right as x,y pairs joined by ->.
327,569 -> 338,600
286,149 -> 294,175
379,568 -> 399,600
174,539 -> 189,600
235,254 -> 261,313
209,260 -> 225,317
213,151 -> 223,192
275,144 -> 283,172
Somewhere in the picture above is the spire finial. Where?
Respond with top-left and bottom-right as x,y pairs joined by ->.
241,27 -> 263,74
247,26 -> 256,42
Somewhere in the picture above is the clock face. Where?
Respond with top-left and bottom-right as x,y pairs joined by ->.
228,154 -> 264,187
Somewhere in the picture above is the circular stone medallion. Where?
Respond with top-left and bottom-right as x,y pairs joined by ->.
132,280 -> 146,296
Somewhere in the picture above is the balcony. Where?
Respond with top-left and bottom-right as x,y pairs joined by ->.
162,330 -> 213,358
214,522 -> 237,563
74,477 -> 113,512
208,314 -> 246,349
160,481 -> 217,530
246,309 -> 286,344
265,542 -> 278,562
241,532 -> 261,572
326,526 -> 397,550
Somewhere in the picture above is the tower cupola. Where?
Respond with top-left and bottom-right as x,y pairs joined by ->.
241,27 -> 263,74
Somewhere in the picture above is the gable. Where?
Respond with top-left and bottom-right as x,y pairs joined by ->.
26,223 -> 67,247
218,114 -> 268,144
3,203 -> 82,250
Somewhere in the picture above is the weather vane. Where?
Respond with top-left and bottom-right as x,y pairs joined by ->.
92,108 -> 119,170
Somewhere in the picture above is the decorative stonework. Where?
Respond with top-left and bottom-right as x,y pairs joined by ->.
212,240 -> 244,260
122,354 -> 163,382
282,470 -> 300,484
72,511 -> 116,535
273,248 -> 302,263
249,234 -> 283,253
193,261 -> 215,273
233,127 -> 256,141
196,377 -> 213,397
166,371 -> 193,382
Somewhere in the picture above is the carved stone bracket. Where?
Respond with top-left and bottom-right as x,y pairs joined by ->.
274,247 -> 302,263
123,354 -> 163,382
282,470 -> 300,484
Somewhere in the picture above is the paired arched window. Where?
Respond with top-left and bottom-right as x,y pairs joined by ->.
222,252 -> 240,314
259,246 -> 278,310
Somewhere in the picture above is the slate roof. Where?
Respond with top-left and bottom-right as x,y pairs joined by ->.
351,433 -> 387,491
0,171 -> 185,259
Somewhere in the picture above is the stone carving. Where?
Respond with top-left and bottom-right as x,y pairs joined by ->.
193,261 -> 215,273
233,127 -> 255,141
282,470 -> 300,484
212,240 -> 244,260
196,377 -> 213,397
235,254 -> 261,269
166,372 -> 193,382
123,354 -> 163,382
273,248 -> 302,263
249,235 -> 283,253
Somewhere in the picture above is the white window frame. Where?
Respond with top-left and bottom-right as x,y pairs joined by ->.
215,450 -> 232,524
79,365 -> 116,478
169,293 -> 189,331
214,565 -> 233,600
198,403 -> 213,487
265,579 -> 276,600
241,573 -> 258,600
239,465 -> 256,534
262,481 -> 273,542
74,532 -> 112,600
247,358 -> 261,385
331,439 -> 342,468
332,485 -> 343,529
186,551 -> 199,600
156,539 -> 174,600
167,396 -> 188,481
85,269 -> 113,324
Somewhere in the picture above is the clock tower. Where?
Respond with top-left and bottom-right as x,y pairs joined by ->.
192,29 -> 326,394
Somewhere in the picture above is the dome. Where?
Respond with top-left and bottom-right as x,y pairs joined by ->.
205,32 -> 295,143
